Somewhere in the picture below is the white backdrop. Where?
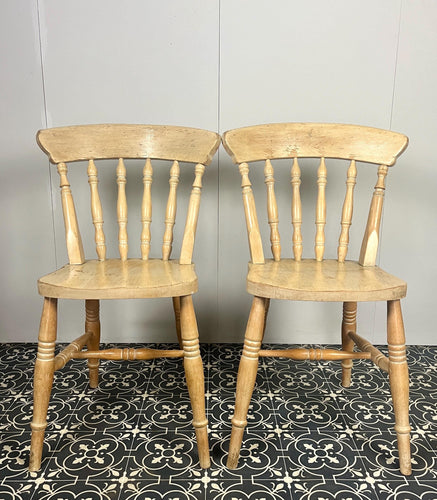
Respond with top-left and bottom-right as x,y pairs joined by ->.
0,0 -> 435,345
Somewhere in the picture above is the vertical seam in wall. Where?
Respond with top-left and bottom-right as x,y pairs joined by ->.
37,0 -> 58,269
389,0 -> 403,131
380,0 -> 403,268
216,0 -> 221,340
372,0 -> 403,344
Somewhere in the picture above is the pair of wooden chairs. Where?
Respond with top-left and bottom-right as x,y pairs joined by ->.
30,123 -> 411,475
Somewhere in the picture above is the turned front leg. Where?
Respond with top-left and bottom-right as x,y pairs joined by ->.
172,296 -> 183,348
180,295 -> 209,469
85,300 -> 100,388
29,297 -> 57,471
227,296 -> 267,469
387,299 -> 411,475
341,302 -> 357,387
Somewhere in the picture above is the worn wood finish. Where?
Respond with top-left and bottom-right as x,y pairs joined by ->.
264,160 -> 281,261
141,158 -> 153,260
247,259 -> 406,302
315,158 -> 327,261
291,158 -> 303,261
180,164 -> 205,265
116,159 -> 128,260
38,259 -> 198,300
239,163 -> 264,264
180,295 -> 210,468
359,165 -> 388,266
73,347 -> 184,360
227,296 -> 267,469
223,122 -> 410,475
54,331 -> 91,371
259,347 -> 370,360
57,163 -> 85,265
31,124 -> 220,471
87,160 -> 106,260
348,331 -> 389,372
38,124 -> 221,165
387,300 -> 411,475
29,297 -> 57,472
162,161 -> 180,260
222,123 -> 408,165
341,302 -> 357,387
85,299 -> 101,388
338,161 -> 357,262
172,296 -> 183,347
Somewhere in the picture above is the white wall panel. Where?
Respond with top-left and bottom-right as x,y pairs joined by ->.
380,0 -> 437,344
0,1 -> 52,341
0,0 -> 436,345
39,0 -> 219,342
219,0 -> 403,343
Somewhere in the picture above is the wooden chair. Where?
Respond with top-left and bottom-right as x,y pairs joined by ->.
222,123 -> 411,475
29,124 -> 220,472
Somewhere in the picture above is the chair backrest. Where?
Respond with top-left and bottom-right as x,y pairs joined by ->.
38,124 -> 220,265
222,123 -> 408,266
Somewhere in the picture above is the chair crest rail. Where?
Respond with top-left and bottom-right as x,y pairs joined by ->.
38,125 -> 220,264
223,124 -> 408,264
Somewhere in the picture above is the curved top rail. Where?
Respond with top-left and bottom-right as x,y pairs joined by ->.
222,123 -> 408,166
37,124 -> 220,165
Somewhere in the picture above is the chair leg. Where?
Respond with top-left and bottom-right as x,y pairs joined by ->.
29,297 -> 57,471
263,298 -> 270,337
227,296 -> 267,469
387,299 -> 411,475
86,300 -> 100,388
179,295 -> 210,469
172,296 -> 183,348
341,301 -> 357,387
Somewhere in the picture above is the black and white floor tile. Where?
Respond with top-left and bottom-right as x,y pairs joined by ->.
0,343 -> 436,499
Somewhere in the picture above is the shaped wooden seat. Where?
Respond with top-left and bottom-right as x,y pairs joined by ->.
38,259 -> 197,300
222,123 -> 412,475
29,124 -> 220,472
247,259 -> 406,302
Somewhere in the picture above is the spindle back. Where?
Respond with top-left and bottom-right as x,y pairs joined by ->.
38,124 -> 220,265
222,123 -> 408,266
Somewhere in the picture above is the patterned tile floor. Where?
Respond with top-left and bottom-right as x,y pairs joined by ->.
0,343 -> 436,499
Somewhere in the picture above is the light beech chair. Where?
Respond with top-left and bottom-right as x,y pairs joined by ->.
222,123 -> 411,475
29,124 -> 220,471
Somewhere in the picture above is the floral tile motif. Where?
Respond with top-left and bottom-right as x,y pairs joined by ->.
126,430 -> 200,481
139,396 -> 194,432
3,394 -> 80,433
0,430 -> 58,481
209,431 -> 285,481
365,480 -> 437,500
290,479 -> 382,500
409,393 -> 437,433
323,362 -> 392,397
0,482 -> 35,500
47,431 -> 131,481
281,431 -> 368,482
0,343 -> 436,498
0,369 -> 33,397
207,365 -> 270,395
333,394 -> 395,432
117,479 -> 204,500
207,479 -> 292,499
69,395 -> 144,432
32,480 -> 120,500
208,393 -> 278,432
270,363 -> 331,396
353,430 -> 437,481
274,394 -> 346,432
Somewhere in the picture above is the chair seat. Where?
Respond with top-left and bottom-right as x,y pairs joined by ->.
247,259 -> 406,302
38,259 -> 198,299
